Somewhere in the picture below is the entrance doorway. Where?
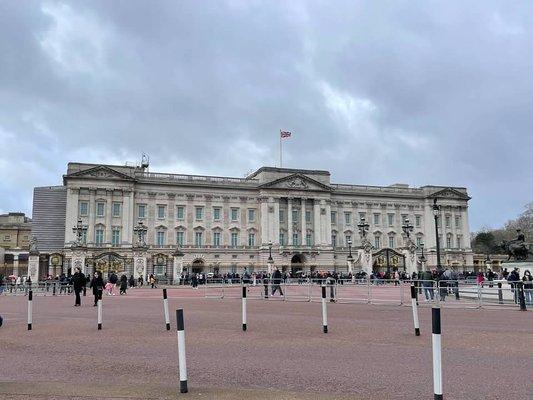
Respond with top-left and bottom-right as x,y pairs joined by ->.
191,259 -> 205,274
290,254 -> 305,275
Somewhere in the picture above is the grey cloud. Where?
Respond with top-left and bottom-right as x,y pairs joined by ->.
0,0 -> 531,230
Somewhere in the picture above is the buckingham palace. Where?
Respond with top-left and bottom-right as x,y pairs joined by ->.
29,162 -> 473,281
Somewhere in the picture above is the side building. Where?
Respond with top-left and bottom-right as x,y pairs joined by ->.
31,163 -> 473,279
0,212 -> 32,277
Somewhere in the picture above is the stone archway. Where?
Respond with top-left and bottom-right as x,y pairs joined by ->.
191,258 -> 205,274
290,253 -> 305,275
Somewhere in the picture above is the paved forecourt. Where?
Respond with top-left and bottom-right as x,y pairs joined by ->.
0,288 -> 531,400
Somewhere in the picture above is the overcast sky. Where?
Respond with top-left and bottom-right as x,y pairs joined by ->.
1,1 -> 532,231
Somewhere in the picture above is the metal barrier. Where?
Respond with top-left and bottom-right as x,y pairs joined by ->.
0,282 -> 75,296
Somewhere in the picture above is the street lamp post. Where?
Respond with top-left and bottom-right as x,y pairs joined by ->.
433,198 -> 442,271
347,239 -> 353,261
402,218 -> 414,240
268,240 -> 273,263
133,221 -> 148,247
72,218 -> 87,247
357,217 -> 370,240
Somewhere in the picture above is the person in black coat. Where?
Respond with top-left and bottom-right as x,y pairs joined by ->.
89,271 -> 104,306
119,274 -> 128,295
271,268 -> 284,296
72,267 -> 86,306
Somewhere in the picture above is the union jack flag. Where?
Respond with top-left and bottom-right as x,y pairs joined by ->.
280,131 -> 291,138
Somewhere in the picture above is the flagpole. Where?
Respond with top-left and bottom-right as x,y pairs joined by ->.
279,130 -> 282,168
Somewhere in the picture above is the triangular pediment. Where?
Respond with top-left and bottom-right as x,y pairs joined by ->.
259,173 -> 331,192
65,166 -> 135,181
427,188 -> 470,200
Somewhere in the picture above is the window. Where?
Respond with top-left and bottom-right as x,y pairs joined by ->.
389,236 -> 395,248
138,204 -> 146,219
157,205 -> 166,219
213,207 -> 221,221
248,233 -> 255,246
112,229 -> 120,246
213,232 -> 221,246
157,231 -> 165,246
305,211 -> 311,223
331,211 -> 337,224
331,234 -> 337,247
279,210 -> 285,223
95,229 -> 104,245
438,235 -> 443,247
445,215 -> 451,228
176,231 -> 184,246
79,202 -> 88,216
415,215 -> 421,227
345,235 -> 352,246
456,236 -> 462,249
231,232 -> 238,247
455,216 -> 461,229
195,207 -> 203,221
416,237 -> 422,246
176,206 -> 185,220
96,202 -> 105,217
279,232 -> 285,245
292,233 -> 299,246
194,232 -> 203,246
81,230 -> 87,244
112,202 -> 121,217
374,236 -> 381,249
446,235 -> 452,249
292,209 -> 298,222
344,212 -> 351,224
373,213 -> 380,225
388,214 -> 394,227
248,209 -> 255,222
306,233 -> 312,246
231,208 -> 239,221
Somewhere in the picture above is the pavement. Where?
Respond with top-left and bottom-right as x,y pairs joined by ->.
0,288 -> 531,400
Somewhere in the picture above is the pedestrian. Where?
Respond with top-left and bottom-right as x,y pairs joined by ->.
138,276 -> 144,287
89,271 -> 104,307
149,274 -> 157,289
522,270 -> 533,305
109,271 -> 118,296
507,268 -> 520,303
119,274 -> 128,295
271,267 -> 284,296
72,267 -> 86,306
419,269 -> 434,301
128,275 -> 135,288
191,274 -> 198,289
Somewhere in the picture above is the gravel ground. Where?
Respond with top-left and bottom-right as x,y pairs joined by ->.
0,289 -> 531,400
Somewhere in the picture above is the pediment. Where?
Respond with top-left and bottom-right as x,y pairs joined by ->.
259,173 -> 331,192
427,188 -> 470,200
66,166 -> 135,181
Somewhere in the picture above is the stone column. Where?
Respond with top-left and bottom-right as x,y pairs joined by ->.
88,188 -> 96,245
324,200 -> 332,246
172,251 -> 184,284
272,198 -> 280,245
13,254 -> 19,277
260,197 -> 269,245
71,249 -> 86,275
287,198 -> 293,246
122,190 -> 132,246
28,252 -> 40,282
133,250 -> 147,281
301,198 -> 306,246
313,199 -> 321,246
105,190 -> 113,246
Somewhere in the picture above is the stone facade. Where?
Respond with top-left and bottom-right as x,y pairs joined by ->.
0,212 -> 32,277
32,163 -> 474,279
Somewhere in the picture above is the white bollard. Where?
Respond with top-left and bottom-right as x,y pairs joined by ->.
410,285 -> 420,336
97,299 -> 102,330
176,309 -> 188,393
432,306 -> 443,400
321,285 -> 328,333
242,286 -> 247,331
163,288 -> 170,331
27,290 -> 33,331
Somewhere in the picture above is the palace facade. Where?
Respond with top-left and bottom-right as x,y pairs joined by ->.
31,163 -> 473,279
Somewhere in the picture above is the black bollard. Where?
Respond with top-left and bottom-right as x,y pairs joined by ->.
497,282 -> 503,304
432,307 -> 443,400
242,286 -> 247,331
27,290 -> 33,330
176,309 -> 188,393
52,283 -> 56,296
